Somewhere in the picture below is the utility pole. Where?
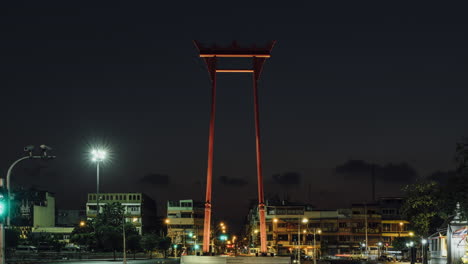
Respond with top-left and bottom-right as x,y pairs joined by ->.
122,214 -> 127,264
364,203 -> 368,258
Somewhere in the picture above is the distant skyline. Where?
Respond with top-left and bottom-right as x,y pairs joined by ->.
1,1 -> 467,230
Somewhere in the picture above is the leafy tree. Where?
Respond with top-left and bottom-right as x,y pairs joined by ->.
391,237 -> 411,251
125,223 -> 141,259
70,202 -> 142,259
141,233 -> 159,258
157,236 -> 171,258
401,180 -> 443,236
71,219 -> 96,249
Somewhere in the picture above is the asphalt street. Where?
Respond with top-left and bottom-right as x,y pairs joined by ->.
40,259 -> 178,264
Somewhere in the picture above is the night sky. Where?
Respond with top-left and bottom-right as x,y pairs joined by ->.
1,1 -> 468,230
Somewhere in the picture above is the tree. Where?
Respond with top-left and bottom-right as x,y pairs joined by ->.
71,220 -> 96,249
70,202 -> 144,259
141,233 -> 159,258
125,223 -> 141,259
401,180 -> 443,236
157,236 -> 171,258
392,237 -> 411,251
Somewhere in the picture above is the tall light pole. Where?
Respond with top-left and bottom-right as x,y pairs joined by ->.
6,145 -> 55,226
3,145 -> 55,264
123,214 -> 127,264
90,149 -> 106,216
273,218 -> 278,255
297,218 -> 308,264
399,222 -> 403,237
313,229 -> 322,264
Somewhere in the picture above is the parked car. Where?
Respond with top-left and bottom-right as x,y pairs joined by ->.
16,245 -> 38,253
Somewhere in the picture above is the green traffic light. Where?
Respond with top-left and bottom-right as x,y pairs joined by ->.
0,192 -> 7,217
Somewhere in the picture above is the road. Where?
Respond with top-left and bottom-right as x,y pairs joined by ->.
10,259 -> 179,264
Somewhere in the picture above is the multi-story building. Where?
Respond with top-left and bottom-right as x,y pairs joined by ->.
379,197 -> 409,244
12,189 -> 56,228
246,198 -> 411,257
166,199 -> 204,254
86,192 -> 157,235
10,188 -> 56,239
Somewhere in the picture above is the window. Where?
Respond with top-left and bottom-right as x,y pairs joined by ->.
383,224 -> 391,231
267,234 -> 273,241
181,213 -> 192,218
181,202 -> 192,207
339,236 -> 350,242
339,222 -> 347,228
128,206 -> 140,212
277,234 -> 288,241
137,195 -> 140,200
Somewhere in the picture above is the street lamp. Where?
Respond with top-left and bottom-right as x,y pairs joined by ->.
273,218 -> 279,255
90,148 -> 107,216
312,229 -> 321,264
297,218 -> 308,264
421,239 -> 427,264
2,145 -> 55,264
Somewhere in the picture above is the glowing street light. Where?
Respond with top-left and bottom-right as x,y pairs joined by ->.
297,218 -> 308,264
90,148 -> 107,216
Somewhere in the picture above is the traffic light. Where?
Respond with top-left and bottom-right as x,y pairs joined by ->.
0,188 -> 8,220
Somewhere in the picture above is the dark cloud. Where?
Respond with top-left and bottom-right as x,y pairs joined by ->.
219,176 -> 248,187
139,174 -> 170,185
272,172 -> 301,185
335,160 -> 418,183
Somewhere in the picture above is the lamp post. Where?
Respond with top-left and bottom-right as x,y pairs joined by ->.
297,218 -> 308,264
313,229 -> 322,264
6,145 -> 55,226
421,239 -> 427,264
399,222 -> 404,237
90,149 -> 107,216
123,214 -> 127,264
3,145 -> 55,264
273,218 -> 278,255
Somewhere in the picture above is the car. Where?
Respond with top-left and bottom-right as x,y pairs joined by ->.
16,245 -> 38,253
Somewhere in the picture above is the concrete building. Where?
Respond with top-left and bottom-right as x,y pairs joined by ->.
166,199 -> 204,254
10,189 -> 56,239
246,198 -> 411,257
86,192 -> 157,235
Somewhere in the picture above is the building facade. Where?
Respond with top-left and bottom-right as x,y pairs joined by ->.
246,198 -> 410,257
166,199 -> 204,254
86,192 -> 157,235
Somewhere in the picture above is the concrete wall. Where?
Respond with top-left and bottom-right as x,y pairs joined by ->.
33,192 -> 55,227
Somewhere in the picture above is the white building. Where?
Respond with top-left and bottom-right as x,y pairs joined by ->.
86,192 -> 157,235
